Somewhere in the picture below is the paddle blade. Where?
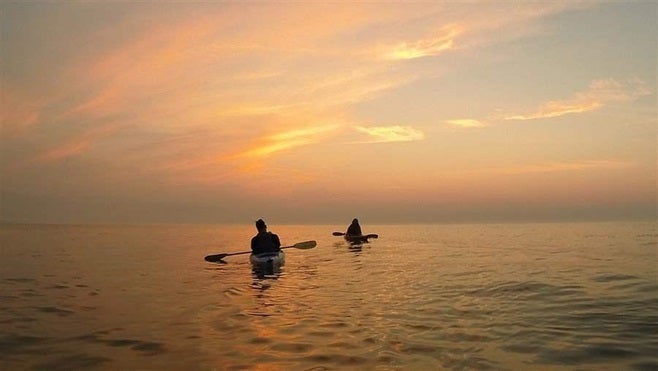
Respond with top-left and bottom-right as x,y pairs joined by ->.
366,234 -> 378,239
204,253 -> 227,262
293,240 -> 317,249
332,232 -> 345,236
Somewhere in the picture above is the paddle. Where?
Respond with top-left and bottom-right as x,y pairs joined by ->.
204,240 -> 317,262
332,232 -> 379,239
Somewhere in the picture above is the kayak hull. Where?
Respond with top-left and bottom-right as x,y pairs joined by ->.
344,235 -> 370,244
250,251 -> 285,267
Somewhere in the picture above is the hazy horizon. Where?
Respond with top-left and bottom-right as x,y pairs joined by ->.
0,213 -> 654,226
1,2 -> 656,225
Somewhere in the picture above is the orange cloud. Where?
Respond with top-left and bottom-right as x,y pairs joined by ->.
65,15 -> 221,121
238,124 -> 340,158
505,101 -> 602,121
384,24 -> 461,60
505,78 -> 650,120
355,125 -> 425,143
162,123 -> 341,176
0,90 -> 44,137
34,124 -> 123,163
445,119 -> 488,128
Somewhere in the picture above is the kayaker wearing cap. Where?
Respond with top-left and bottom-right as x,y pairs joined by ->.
346,218 -> 362,237
251,219 -> 281,255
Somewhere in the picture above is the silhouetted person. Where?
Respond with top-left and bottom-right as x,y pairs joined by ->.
251,219 -> 281,255
346,218 -> 362,237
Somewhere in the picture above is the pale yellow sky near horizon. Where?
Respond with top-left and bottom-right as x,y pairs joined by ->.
1,2 -> 656,223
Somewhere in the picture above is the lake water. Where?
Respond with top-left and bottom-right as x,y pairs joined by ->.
1,222 -> 656,370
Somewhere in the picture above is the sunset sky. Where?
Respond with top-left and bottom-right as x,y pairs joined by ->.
1,2 -> 656,224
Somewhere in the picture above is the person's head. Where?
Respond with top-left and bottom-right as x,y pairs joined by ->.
352,218 -> 359,225
255,219 -> 267,232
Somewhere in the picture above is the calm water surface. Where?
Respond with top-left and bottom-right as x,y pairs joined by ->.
1,222 -> 656,370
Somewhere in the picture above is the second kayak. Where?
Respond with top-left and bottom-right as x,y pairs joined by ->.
344,234 -> 378,244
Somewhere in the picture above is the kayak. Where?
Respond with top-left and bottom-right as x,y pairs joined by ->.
249,251 -> 285,267
344,234 -> 372,244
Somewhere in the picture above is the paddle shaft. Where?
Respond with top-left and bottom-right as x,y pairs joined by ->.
224,244 -> 296,257
204,240 -> 316,262
333,232 -> 378,239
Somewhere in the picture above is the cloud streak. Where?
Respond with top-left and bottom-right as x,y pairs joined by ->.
355,126 -> 425,143
505,79 -> 651,120
238,124 -> 341,158
34,123 -> 124,163
0,91 -> 43,137
445,119 -> 488,128
384,24 -> 461,60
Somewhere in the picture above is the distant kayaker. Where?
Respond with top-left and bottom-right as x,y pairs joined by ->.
346,218 -> 362,237
251,219 -> 281,255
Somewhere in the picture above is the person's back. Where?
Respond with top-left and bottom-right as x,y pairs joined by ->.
346,218 -> 362,236
251,219 -> 281,254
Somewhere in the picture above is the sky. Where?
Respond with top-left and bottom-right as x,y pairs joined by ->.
1,1 -> 656,224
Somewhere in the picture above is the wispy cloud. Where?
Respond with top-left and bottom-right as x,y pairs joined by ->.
505,78 -> 651,120
238,124 -> 340,158
355,125 -> 425,143
445,119 -> 488,128
34,123 -> 123,163
159,124 -> 341,174
384,24 -> 461,60
0,91 -> 43,137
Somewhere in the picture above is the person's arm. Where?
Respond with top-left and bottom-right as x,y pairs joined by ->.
251,236 -> 257,253
271,233 -> 281,250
